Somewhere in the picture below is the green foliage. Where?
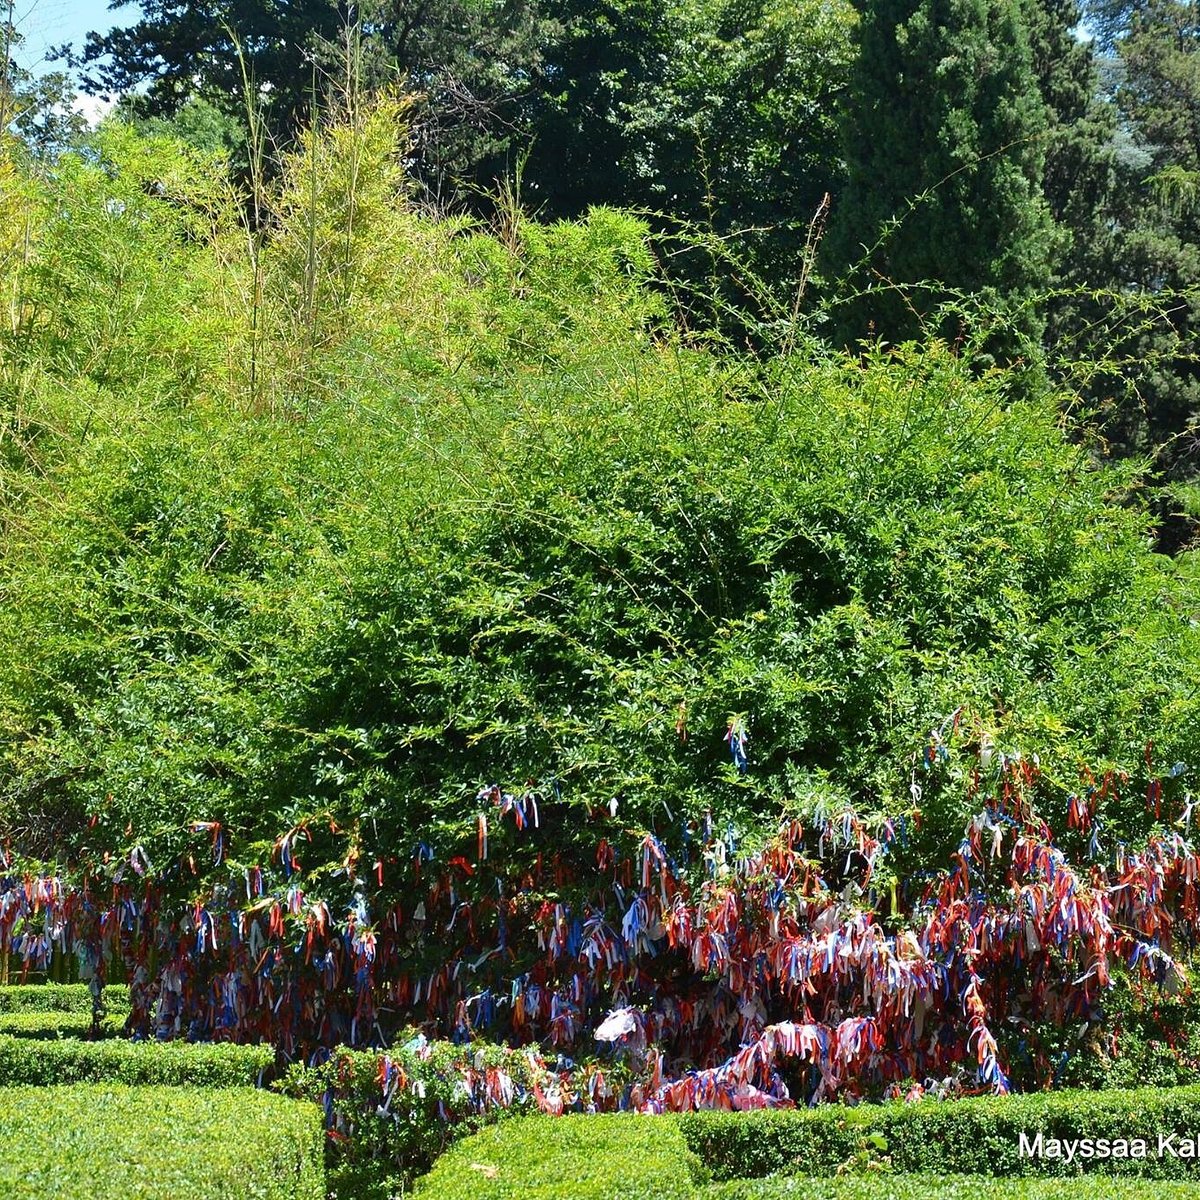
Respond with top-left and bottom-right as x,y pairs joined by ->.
132,95 -> 249,160
1025,0 -> 1125,389
414,1094 -> 1200,1199
1028,0 -> 1116,251
0,1035 -> 273,1086
0,1011 -> 126,1039
0,107 -> 678,864
38,0 -> 1200,486
708,1177 -> 1199,1199
71,0 -> 856,307
1089,0 -> 1200,480
347,0 -> 562,201
75,0 -> 560,196
0,1084 -> 323,1199
2,103 -> 1198,912
0,983 -> 129,1013
1048,960 -> 1200,1090
677,1084 -> 1200,1179
524,0 -> 856,303
828,0 -> 1058,349
276,1041 -> 553,1198
414,1113 -> 710,1200
4,121 -> 238,404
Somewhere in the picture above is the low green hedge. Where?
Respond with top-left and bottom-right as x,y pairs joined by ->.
678,1085 -> 1200,1180
0,982 -> 129,1013
0,1034 -> 273,1087
416,1088 -> 1200,1199
414,1114 -> 710,1200
414,1119 -> 1198,1200
0,1010 -> 126,1039
708,1177 -> 1200,1199
0,1084 -> 324,1199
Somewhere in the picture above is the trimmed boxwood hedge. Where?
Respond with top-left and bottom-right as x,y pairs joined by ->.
0,1011 -> 126,1039
414,1113 -> 711,1200
413,1111 -> 1200,1200
0,1034 -> 273,1086
0,983 -> 129,1013
678,1085 -> 1200,1180
708,1178 -> 1200,1199
0,1084 -> 324,1199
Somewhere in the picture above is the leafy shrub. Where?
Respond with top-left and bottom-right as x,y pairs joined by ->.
7,123 -> 237,404
0,1010 -> 125,1039
1049,962 -> 1200,1091
413,1113 -> 710,1200
275,1041 -> 555,1199
678,1084 -> 1200,1179
5,103 -> 1198,894
0,1035 -> 273,1086
0,1084 -> 323,1199
0,983 -> 129,1013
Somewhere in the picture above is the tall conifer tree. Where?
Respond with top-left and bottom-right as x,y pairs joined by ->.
827,0 -> 1057,348
1026,0 -> 1118,280
1022,0 -> 1127,389
1103,0 -> 1200,477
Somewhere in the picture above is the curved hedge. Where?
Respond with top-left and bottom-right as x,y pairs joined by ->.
680,1085 -> 1200,1180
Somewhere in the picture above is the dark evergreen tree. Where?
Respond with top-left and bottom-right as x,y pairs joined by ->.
514,0 -> 675,215
517,0 -> 856,318
826,0 -> 1057,349
1024,0 -> 1118,284
75,0 -> 344,130
1083,0 -> 1200,481
1020,0 -> 1129,417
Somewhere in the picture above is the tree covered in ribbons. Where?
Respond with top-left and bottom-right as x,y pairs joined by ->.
4,725 -> 1200,1105
3,111 -> 1200,1102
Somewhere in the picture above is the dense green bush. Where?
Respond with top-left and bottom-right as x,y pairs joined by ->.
275,1041 -> 558,1199
679,1085 -> 1200,1179
0,1010 -> 125,1039
6,101 -> 1200,1105
3,108 -> 1199,887
0,1035 -> 273,1086
0,1084 -> 323,1199
414,1113 -> 710,1200
1046,960 -> 1200,1091
0,983 -> 129,1014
